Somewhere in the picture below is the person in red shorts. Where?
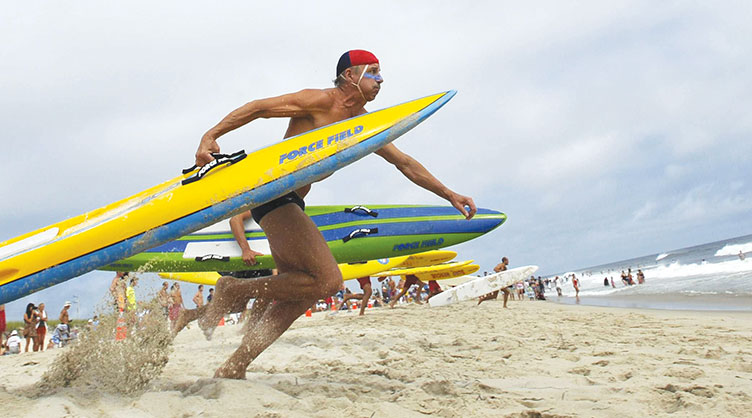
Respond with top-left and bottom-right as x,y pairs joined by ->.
427,280 -> 442,299
338,277 -> 373,316
388,274 -> 425,307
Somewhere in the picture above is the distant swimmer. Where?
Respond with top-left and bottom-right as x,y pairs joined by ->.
636,269 -> 645,284
740,251 -> 746,261
337,277 -> 373,316
180,49 -> 476,379
572,274 -> 580,298
478,257 -> 510,307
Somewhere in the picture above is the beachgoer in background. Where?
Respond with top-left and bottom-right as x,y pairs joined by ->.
739,251 -> 745,261
554,276 -> 562,296
110,271 -> 128,312
23,303 -> 38,352
572,275 -> 580,298
627,269 -> 634,285
35,303 -> 47,352
126,276 -> 138,312
0,304 -> 5,350
338,277 -> 373,316
59,301 -> 71,327
169,283 -> 185,330
7,330 -> 22,354
516,281 -> 525,299
207,288 -> 215,303
158,281 -> 170,316
610,277 -> 615,288
389,275 -> 425,307
621,271 -> 629,286
47,323 -> 71,348
478,257 -> 510,307
537,276 -> 546,300
637,269 -> 645,284
92,315 -> 99,331
603,277 -> 609,287
525,278 -> 536,300
193,285 -> 205,308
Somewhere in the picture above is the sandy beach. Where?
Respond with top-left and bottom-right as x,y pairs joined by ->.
1,299 -> 751,417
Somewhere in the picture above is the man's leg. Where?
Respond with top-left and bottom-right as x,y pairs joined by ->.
478,290 -> 500,305
502,288 -> 510,308
389,288 -> 409,308
204,204 -> 341,378
359,284 -> 372,316
413,285 -> 424,305
197,205 -> 340,334
338,293 -> 361,311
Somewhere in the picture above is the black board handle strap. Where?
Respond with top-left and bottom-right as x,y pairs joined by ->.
342,227 -> 378,243
344,205 -> 379,217
181,150 -> 247,186
195,254 -> 231,262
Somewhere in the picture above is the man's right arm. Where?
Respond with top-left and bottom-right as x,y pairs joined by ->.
196,89 -> 331,166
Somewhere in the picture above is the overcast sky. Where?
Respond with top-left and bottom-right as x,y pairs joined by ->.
2,1 -> 751,319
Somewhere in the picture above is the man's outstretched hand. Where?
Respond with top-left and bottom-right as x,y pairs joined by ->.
448,191 -> 477,220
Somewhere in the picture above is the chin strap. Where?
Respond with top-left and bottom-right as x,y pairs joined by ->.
343,65 -> 368,102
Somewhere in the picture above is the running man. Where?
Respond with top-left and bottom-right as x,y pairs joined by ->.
180,50 -> 475,380
337,276 -> 373,316
388,274 -> 425,307
478,257 -> 510,307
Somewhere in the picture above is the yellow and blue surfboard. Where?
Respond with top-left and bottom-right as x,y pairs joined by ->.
0,91 -> 456,304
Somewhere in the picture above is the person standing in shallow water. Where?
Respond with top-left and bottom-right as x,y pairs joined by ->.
176,49 -> 476,379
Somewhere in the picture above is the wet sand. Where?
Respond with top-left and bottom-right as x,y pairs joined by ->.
551,293 -> 752,311
1,300 -> 751,417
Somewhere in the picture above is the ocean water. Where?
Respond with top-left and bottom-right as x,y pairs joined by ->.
546,233 -> 752,311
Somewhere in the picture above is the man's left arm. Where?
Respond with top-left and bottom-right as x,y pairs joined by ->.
376,143 -> 476,219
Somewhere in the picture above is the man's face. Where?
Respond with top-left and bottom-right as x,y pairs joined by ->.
357,63 -> 383,101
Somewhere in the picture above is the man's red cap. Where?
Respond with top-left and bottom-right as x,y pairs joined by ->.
336,50 -> 379,77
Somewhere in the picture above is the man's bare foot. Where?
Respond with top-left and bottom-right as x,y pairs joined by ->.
197,276 -> 247,340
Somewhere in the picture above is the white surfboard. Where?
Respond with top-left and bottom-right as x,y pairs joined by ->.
428,265 -> 538,307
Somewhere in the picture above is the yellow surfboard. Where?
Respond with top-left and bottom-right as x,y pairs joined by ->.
0,91 -> 456,304
413,264 -> 480,281
158,256 -> 409,285
398,250 -> 457,269
373,259 -> 474,278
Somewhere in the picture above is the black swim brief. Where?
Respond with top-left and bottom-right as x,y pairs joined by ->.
251,192 -> 305,224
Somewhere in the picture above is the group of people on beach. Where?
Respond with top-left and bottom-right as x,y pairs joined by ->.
0,300 -> 76,355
